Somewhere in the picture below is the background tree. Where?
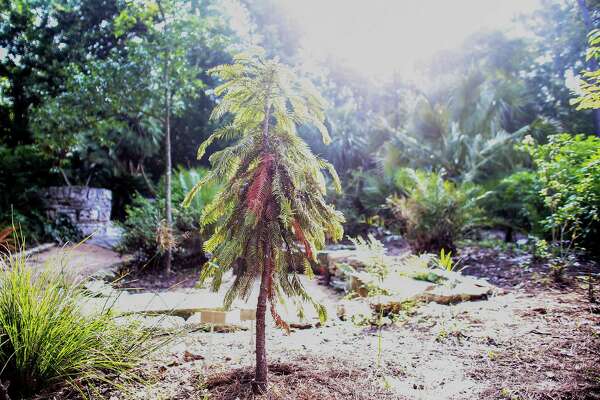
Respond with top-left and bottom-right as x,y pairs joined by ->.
184,50 -> 344,393
523,0 -> 597,134
572,29 -> 600,110
576,0 -> 600,134
114,0 -> 211,273
382,69 -> 530,183
30,58 -> 163,187
1,0 -> 232,240
0,0 -> 138,234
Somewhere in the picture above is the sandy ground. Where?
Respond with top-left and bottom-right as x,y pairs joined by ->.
27,243 -> 129,277
77,285 -> 598,400
42,244 -> 600,400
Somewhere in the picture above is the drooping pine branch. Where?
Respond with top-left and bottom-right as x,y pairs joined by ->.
246,154 -> 275,217
185,49 -> 345,325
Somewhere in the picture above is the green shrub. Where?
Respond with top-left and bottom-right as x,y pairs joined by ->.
521,134 -> 600,256
118,194 -> 162,260
481,170 -> 547,240
329,169 -> 396,236
43,213 -> 83,245
387,168 -> 485,253
118,167 -> 220,265
0,243 -> 156,398
0,145 -> 55,243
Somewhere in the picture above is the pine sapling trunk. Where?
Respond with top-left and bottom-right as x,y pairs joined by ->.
253,80 -> 273,394
253,245 -> 271,394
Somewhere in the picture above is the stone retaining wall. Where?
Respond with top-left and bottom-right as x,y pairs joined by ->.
43,186 -> 112,236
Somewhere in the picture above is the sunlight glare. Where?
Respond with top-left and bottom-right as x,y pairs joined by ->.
279,0 -> 541,81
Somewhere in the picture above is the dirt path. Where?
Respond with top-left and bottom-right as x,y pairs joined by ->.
27,243 -> 129,278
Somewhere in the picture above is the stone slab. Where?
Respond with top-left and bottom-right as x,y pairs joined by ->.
116,314 -> 186,331
199,310 -> 241,325
417,281 -> 492,305
240,308 -> 256,321
108,291 -> 225,318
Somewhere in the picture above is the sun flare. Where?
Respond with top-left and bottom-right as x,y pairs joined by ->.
277,0 -> 540,81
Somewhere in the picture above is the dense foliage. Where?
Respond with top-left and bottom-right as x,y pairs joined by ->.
481,171 -> 547,241
119,167 -> 219,265
387,169 -> 485,253
382,70 -> 530,183
522,133 -> 600,256
0,0 -> 598,262
0,145 -> 54,241
0,0 -> 232,240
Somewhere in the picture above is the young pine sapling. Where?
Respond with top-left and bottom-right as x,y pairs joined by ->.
184,50 -> 344,393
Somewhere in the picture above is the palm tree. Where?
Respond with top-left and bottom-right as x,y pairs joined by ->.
184,50 -> 344,393
382,70 -> 530,182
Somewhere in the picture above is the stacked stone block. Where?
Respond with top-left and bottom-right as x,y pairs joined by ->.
43,186 -> 112,236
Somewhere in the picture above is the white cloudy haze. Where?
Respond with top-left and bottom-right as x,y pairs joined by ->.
277,0 -> 542,81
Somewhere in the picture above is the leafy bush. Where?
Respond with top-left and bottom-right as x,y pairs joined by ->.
43,213 -> 83,245
118,167 -> 220,265
0,242 -> 156,398
521,133 -> 600,256
119,194 -> 163,261
329,169 -> 396,236
387,168 -> 485,253
0,145 -> 55,243
481,170 -> 547,240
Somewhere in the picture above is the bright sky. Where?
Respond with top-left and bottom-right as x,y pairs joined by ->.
277,0 -> 542,81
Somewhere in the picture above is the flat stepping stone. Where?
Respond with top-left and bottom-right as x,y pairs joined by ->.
80,267 -> 347,330
116,314 -> 186,331
104,291 -> 225,317
320,248 -> 497,321
418,281 -> 493,305
186,310 -> 243,327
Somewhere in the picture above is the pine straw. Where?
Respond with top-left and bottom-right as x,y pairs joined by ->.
469,299 -> 600,400
204,358 -> 397,400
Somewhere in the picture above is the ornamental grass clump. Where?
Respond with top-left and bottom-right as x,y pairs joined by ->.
184,50 -> 344,393
0,241 -> 157,398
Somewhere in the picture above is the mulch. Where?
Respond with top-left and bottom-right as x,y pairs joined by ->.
204,360 -> 398,400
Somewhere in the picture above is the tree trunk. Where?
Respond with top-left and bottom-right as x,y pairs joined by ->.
577,0 -> 600,136
59,167 -> 72,187
159,0 -> 173,275
164,89 -> 173,274
252,75 -> 273,394
504,226 -> 514,243
252,249 -> 270,394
